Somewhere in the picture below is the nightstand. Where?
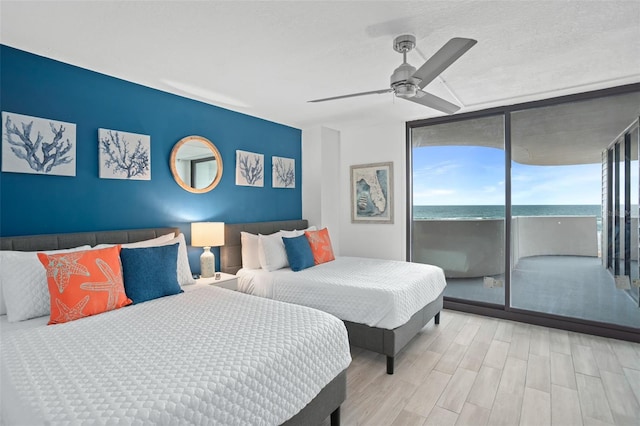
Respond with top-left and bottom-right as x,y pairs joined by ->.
195,273 -> 238,291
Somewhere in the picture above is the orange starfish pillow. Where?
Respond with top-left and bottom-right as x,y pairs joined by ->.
305,228 -> 335,265
37,246 -> 132,325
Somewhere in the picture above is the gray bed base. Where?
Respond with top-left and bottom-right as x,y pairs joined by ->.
345,296 -> 442,374
283,369 -> 346,426
220,220 -> 443,375
0,227 -> 345,426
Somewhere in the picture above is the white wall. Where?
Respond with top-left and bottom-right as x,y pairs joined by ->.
338,122 -> 406,260
512,216 -> 599,262
303,121 -> 406,261
302,126 -> 342,254
302,127 -> 322,227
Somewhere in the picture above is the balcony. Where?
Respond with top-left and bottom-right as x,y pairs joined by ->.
413,216 -> 640,328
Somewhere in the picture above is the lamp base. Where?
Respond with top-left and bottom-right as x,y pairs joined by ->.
200,247 -> 216,278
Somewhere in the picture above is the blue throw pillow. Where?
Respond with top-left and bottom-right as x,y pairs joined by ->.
282,235 -> 315,272
120,243 -> 183,304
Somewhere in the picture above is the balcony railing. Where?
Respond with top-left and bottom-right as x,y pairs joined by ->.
413,216 -> 599,278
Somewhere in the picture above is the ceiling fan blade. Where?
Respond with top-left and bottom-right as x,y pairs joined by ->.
412,37 -> 477,89
308,88 -> 392,103
406,90 -> 461,114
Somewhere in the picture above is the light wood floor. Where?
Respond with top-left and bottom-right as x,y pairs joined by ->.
329,309 -> 640,426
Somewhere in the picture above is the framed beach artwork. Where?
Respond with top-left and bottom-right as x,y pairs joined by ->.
99,128 -> 151,180
350,161 -> 393,223
2,111 -> 76,176
235,150 -> 264,187
272,156 -> 295,188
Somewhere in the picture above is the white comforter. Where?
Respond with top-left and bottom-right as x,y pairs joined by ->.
0,286 -> 351,425
237,256 -> 447,330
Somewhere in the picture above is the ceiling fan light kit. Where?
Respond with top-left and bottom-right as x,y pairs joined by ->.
309,34 -> 477,114
393,83 -> 417,99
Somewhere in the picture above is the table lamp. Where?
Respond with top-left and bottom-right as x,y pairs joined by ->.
191,222 -> 225,278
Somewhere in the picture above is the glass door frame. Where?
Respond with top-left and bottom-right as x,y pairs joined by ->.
406,83 -> 640,343
605,117 -> 640,305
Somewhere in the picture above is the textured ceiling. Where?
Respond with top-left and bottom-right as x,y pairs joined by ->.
1,0 -> 639,130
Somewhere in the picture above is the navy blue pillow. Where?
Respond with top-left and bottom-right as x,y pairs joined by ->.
120,243 -> 183,304
282,235 -> 315,272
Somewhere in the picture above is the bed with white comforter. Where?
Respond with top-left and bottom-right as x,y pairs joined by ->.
237,256 -> 447,330
1,285 -> 351,425
220,220 -> 447,375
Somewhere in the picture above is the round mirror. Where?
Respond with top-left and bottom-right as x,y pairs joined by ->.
170,135 -> 223,193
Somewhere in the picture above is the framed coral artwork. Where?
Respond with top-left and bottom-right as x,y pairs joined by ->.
235,150 -> 264,187
2,111 -> 76,176
272,156 -> 295,188
99,128 -> 150,180
350,161 -> 393,224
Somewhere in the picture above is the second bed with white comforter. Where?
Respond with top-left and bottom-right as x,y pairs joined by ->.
237,256 -> 447,330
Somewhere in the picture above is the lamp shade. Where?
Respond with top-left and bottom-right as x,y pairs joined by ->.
191,222 -> 225,247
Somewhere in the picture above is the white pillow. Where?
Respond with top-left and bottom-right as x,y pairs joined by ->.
0,275 -> 6,315
158,234 -> 195,286
94,232 -> 193,286
255,227 -> 317,272
258,232 -> 289,272
93,232 -> 175,250
280,226 -> 317,238
241,232 -> 261,269
1,245 -> 91,322
122,232 -> 175,248
280,229 -> 303,238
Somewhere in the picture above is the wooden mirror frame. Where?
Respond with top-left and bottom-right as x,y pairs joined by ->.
170,135 -> 223,193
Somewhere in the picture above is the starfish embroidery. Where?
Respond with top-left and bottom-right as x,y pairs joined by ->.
308,233 -> 333,263
79,258 -> 126,310
54,295 -> 90,323
45,252 -> 90,293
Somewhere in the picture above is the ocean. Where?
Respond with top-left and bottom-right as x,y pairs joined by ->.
413,205 -> 603,230
413,205 -> 602,220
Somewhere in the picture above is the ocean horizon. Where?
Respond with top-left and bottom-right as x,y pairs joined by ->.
413,204 -> 602,220
414,204 -> 606,232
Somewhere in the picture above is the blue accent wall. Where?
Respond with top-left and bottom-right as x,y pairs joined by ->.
0,45 -> 302,272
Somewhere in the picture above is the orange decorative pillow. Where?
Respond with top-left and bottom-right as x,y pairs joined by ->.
37,246 -> 132,325
305,228 -> 335,265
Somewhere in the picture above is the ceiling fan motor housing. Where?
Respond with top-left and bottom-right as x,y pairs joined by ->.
391,63 -> 418,97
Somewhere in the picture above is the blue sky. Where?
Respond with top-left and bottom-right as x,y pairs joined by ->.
412,146 -> 609,205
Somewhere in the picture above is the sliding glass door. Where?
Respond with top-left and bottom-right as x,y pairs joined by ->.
508,96 -> 640,328
410,115 -> 505,306
407,86 -> 640,336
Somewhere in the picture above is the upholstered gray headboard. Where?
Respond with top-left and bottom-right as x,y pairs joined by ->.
0,227 -> 181,252
220,220 -> 308,275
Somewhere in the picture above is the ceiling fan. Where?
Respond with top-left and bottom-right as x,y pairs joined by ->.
309,34 -> 477,114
